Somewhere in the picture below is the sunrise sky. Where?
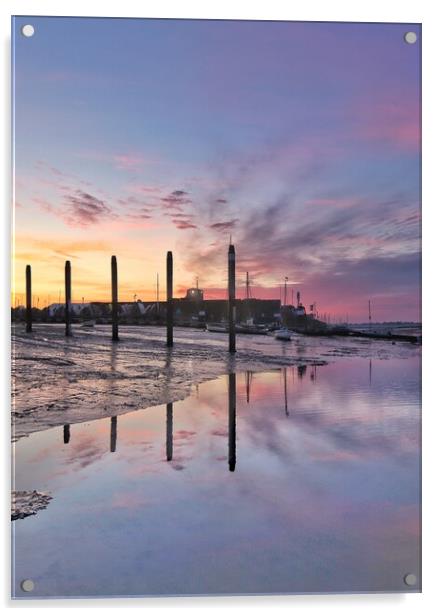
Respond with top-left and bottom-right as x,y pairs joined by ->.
12,17 -> 421,321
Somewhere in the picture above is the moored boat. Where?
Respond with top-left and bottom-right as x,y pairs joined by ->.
206,323 -> 228,333
81,320 -> 95,328
206,323 -> 268,335
236,324 -> 268,335
274,328 -> 292,341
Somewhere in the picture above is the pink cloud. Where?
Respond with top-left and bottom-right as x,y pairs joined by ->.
130,183 -> 162,195
172,219 -> 198,230
357,102 -> 420,151
210,219 -> 239,232
112,154 -> 148,171
75,150 -> 157,172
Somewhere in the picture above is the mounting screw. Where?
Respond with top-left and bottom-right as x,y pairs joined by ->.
20,579 -> 35,592
404,32 -> 417,44
404,573 -> 417,586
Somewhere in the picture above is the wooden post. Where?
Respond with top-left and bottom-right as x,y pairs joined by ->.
228,243 -> 236,353
111,255 -> 119,341
65,260 -> 72,337
228,372 -> 236,472
166,251 -> 173,347
25,265 -> 32,333
166,402 -> 173,461
110,416 -> 117,452
63,425 -> 70,444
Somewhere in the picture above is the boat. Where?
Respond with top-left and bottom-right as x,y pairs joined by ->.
236,324 -> 268,335
206,323 -> 228,333
206,323 -> 268,335
81,320 -> 95,328
274,328 -> 292,341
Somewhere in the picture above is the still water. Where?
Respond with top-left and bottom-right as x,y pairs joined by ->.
12,356 -> 421,597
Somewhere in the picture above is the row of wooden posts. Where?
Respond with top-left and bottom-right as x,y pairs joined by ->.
24,243 -> 237,353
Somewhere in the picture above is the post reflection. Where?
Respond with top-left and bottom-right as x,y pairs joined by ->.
166,402 -> 173,461
228,373 -> 236,472
63,424 -> 70,444
283,368 -> 289,416
110,416 -> 117,453
245,371 -> 253,404
298,365 -> 307,379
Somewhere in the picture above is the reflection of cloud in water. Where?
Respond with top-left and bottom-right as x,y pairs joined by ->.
63,433 -> 108,470
171,464 -> 185,471
240,363 -> 419,465
111,492 -> 151,510
211,429 -> 228,437
13,352 -> 420,596
174,430 -> 196,441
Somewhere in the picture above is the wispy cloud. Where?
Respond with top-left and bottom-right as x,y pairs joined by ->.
160,189 -> 192,212
172,219 -> 198,230
63,190 -> 115,227
210,219 -> 239,232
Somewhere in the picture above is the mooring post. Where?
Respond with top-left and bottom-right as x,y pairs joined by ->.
63,424 -> 70,444
65,260 -> 72,337
110,416 -> 117,452
166,251 -> 173,347
111,255 -> 119,341
25,264 -> 32,333
166,402 -> 173,461
228,372 -> 236,472
228,243 -> 236,353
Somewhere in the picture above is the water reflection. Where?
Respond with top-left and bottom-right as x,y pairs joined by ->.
245,371 -> 252,404
50,359 -> 402,472
283,368 -> 289,416
298,364 -> 307,379
166,402 -> 173,461
110,416 -> 117,453
13,356 -> 421,597
228,373 -> 236,472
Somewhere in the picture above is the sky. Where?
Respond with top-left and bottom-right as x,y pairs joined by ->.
12,17 -> 421,322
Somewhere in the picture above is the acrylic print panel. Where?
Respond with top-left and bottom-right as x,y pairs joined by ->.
11,16 -> 421,598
